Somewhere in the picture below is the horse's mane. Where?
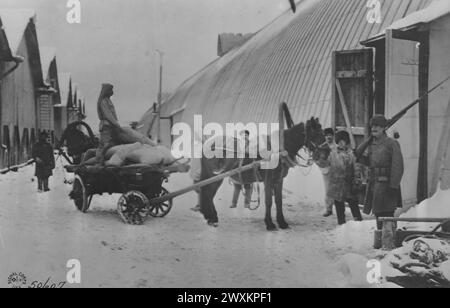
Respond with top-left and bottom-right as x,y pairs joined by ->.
284,122 -> 305,158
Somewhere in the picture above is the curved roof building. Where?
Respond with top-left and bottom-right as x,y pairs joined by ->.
139,0 -> 432,135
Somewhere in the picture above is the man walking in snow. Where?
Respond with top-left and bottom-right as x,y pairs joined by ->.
32,132 -> 55,192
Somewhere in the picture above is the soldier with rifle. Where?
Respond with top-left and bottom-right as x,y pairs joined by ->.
354,75 -> 450,230
355,115 -> 404,230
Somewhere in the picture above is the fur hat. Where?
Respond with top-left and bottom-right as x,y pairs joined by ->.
335,130 -> 350,145
324,128 -> 335,136
370,114 -> 388,128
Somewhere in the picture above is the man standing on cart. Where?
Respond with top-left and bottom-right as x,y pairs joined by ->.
96,83 -> 121,165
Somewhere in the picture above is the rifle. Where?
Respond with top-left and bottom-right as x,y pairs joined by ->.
355,75 -> 450,159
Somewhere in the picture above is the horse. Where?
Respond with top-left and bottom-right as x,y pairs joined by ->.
199,115 -> 325,231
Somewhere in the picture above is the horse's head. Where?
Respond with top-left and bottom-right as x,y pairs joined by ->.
305,117 -> 325,153
282,117 -> 324,167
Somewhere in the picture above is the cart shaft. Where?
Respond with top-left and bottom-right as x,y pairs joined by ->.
149,161 -> 261,205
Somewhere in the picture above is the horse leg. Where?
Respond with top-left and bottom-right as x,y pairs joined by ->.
274,179 -> 289,229
264,170 -> 277,231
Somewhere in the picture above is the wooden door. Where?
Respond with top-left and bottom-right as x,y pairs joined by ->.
332,49 -> 374,148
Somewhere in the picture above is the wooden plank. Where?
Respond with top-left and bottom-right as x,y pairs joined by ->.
378,217 -> 450,223
335,78 -> 356,148
331,51 -> 337,129
336,70 -> 367,79
391,29 -> 420,42
336,126 -> 365,136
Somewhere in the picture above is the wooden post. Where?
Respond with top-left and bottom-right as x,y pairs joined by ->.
381,221 -> 396,250
417,31 -> 430,203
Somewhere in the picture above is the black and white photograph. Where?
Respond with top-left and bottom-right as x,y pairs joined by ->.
1,0 -> 450,291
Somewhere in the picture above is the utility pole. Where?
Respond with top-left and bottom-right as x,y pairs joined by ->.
155,49 -> 164,144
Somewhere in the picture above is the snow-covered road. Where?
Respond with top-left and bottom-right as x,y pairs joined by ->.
0,163 -> 361,288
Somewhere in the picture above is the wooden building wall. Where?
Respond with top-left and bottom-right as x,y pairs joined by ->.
385,35 -> 420,206
0,35 -> 37,168
384,14 -> 450,206
427,15 -> 450,195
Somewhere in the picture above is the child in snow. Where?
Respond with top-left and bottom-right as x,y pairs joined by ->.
32,132 -> 55,192
327,131 -> 363,225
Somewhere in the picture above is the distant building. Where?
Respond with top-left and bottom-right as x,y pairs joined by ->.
0,10 -> 52,167
68,82 -> 79,123
54,72 -> 72,143
39,47 -> 58,143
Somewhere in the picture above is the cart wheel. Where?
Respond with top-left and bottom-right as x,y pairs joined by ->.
149,187 -> 173,218
117,191 -> 150,225
71,175 -> 91,213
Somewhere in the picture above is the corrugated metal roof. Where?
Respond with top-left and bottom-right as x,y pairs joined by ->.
0,9 -> 35,54
140,0 -> 432,132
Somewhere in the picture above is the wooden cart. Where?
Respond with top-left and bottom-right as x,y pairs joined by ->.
67,160 -> 262,225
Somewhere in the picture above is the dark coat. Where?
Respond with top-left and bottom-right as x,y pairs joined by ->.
32,141 -> 55,178
358,134 -> 404,215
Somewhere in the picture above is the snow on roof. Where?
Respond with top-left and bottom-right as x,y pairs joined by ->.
0,9 -> 36,54
58,72 -> 71,107
39,46 -> 56,80
389,0 -> 450,30
391,0 -> 450,30
370,0 -> 450,39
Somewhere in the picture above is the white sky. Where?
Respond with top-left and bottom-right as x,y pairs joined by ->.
0,0 -> 290,128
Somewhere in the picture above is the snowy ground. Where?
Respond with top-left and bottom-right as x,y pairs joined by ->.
0,161 -> 382,288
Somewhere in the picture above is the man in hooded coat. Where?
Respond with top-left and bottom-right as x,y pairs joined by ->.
96,83 -> 121,164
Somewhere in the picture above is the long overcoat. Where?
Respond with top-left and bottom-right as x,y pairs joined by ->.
360,134 -> 404,215
32,141 -> 55,178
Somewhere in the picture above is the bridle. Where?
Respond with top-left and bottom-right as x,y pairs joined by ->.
278,102 -> 321,169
